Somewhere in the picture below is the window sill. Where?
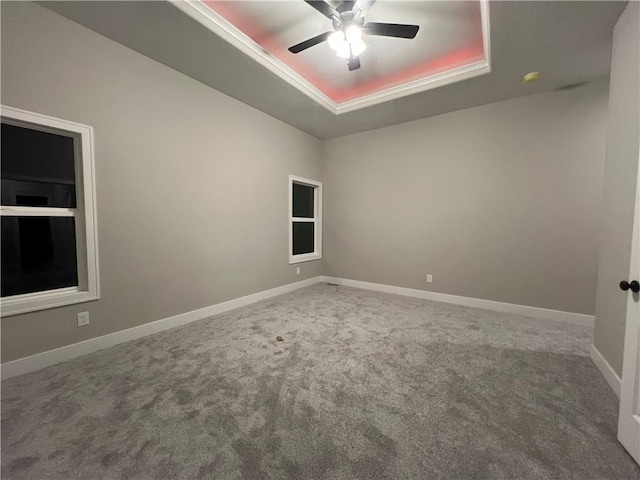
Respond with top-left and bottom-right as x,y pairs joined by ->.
289,252 -> 322,264
1,288 -> 99,317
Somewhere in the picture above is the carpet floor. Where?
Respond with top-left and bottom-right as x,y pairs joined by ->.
2,284 -> 638,479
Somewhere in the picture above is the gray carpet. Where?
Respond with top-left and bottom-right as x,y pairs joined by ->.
2,283 -> 638,479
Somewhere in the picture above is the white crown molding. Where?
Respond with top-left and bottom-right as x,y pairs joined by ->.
170,0 -> 337,112
337,60 -> 491,113
480,0 -> 492,74
1,276 -> 323,380
170,0 -> 492,115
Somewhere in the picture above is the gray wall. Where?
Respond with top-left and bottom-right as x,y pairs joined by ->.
1,2 -> 323,363
323,81 -> 609,315
593,2 -> 640,377
1,2 -> 615,365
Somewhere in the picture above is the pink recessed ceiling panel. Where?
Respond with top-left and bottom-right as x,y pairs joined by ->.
194,1 -> 489,111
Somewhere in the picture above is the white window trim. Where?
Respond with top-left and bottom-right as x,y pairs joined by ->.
289,175 -> 322,264
0,106 -> 100,317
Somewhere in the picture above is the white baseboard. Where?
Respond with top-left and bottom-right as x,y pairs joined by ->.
321,276 -> 595,327
1,276 -> 323,380
2,275 -> 597,381
590,344 -> 621,399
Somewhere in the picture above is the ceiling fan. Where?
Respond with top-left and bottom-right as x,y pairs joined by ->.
288,0 -> 420,71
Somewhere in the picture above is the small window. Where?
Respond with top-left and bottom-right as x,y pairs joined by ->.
289,175 -> 322,264
1,106 -> 99,316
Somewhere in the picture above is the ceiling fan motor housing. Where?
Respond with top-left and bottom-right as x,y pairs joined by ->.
332,10 -> 364,31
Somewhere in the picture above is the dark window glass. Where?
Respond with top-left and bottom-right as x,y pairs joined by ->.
292,183 -> 314,218
1,123 -> 76,208
1,216 -> 78,297
292,222 -> 314,255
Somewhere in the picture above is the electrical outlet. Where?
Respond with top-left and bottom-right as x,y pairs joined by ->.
77,311 -> 90,327
296,267 -> 300,275
426,274 -> 433,283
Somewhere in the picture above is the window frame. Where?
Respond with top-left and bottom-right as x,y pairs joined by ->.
1,106 -> 100,316
289,175 -> 322,264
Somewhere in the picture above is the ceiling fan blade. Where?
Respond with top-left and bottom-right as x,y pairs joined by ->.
348,56 -> 361,71
288,31 -> 332,54
363,22 -> 420,39
304,1 -> 339,20
354,0 -> 376,16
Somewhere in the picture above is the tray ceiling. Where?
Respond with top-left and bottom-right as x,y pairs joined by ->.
174,1 -> 490,113
39,1 -> 627,139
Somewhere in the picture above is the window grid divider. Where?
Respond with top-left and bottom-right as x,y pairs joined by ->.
0,206 -> 78,217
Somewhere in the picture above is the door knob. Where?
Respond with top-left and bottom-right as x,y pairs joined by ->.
619,280 -> 640,293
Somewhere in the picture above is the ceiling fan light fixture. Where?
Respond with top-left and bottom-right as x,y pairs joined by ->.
336,42 -> 352,58
350,38 -> 367,57
328,31 -> 346,51
345,24 -> 362,42
329,26 -> 366,59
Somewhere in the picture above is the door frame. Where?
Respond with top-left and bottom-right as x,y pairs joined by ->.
617,152 -> 640,463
